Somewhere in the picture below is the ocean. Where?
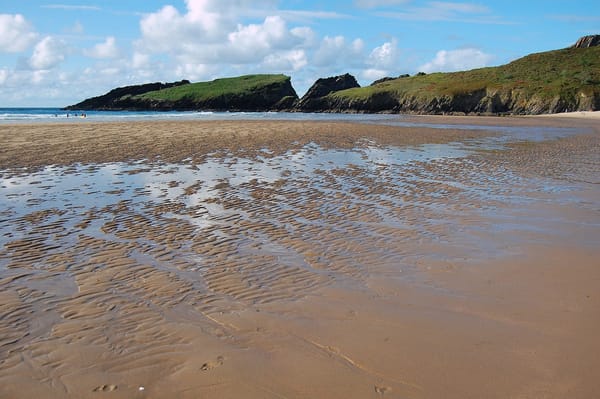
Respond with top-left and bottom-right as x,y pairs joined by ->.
0,107 -> 396,123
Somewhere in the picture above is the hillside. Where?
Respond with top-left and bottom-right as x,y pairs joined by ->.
65,35 -> 599,115
325,45 -> 600,115
66,74 -> 298,111
65,80 -> 190,110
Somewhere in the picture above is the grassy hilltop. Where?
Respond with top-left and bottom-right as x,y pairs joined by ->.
326,46 -> 600,114
67,74 -> 298,111
133,74 -> 296,108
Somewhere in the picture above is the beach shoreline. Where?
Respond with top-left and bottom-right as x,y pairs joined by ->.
1,115 -> 599,398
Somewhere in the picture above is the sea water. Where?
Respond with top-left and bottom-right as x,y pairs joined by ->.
0,108 -> 399,124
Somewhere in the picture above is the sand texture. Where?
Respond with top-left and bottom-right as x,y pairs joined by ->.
0,116 -> 599,398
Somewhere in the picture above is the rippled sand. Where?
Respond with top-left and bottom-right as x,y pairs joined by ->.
0,117 -> 599,398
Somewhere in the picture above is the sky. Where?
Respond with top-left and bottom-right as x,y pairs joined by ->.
1,0 -> 599,107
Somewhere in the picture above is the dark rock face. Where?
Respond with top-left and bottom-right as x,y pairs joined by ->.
296,73 -> 360,111
320,87 -> 598,115
571,35 -> 600,48
65,80 -> 190,110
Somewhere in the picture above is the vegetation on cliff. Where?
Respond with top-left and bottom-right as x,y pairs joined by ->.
67,74 -> 297,111
66,36 -> 599,115
326,45 -> 600,114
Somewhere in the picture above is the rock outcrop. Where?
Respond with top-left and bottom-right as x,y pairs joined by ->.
295,73 -> 360,111
65,80 -> 190,110
134,76 -> 298,111
571,35 -> 600,48
65,75 -> 298,112
320,88 -> 599,115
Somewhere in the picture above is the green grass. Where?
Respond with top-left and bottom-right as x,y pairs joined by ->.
132,74 -> 291,102
330,46 -> 600,101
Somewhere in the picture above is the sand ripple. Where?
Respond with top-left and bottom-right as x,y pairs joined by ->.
1,118 -> 599,398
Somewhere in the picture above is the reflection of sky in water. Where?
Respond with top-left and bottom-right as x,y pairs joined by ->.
1,132 -> 595,252
0,140 -> 471,220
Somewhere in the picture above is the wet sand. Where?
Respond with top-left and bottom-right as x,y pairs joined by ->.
1,116 -> 599,398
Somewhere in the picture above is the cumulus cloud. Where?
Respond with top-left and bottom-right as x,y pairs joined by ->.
360,40 -> 399,82
313,36 -> 364,67
263,49 -> 307,71
138,0 -> 248,53
28,36 -> 68,70
131,52 -> 150,69
368,40 -> 398,69
137,0 -> 316,76
84,36 -> 120,59
226,16 -> 291,62
0,14 -> 38,52
419,48 -> 494,73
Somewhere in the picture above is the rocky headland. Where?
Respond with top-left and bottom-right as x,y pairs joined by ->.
66,35 -> 600,115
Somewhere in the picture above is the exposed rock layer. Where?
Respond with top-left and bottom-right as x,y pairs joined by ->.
572,35 -> 600,48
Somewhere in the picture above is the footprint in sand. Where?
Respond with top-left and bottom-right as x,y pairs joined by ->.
93,384 -> 117,392
200,355 -> 225,371
374,385 -> 391,396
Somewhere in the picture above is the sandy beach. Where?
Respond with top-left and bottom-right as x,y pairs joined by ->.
1,115 -> 599,398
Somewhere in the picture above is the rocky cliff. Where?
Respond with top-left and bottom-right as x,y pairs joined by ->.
65,75 -> 297,112
295,73 -> 360,111
65,80 -> 190,110
66,36 -> 599,115
572,35 -> 600,48
321,36 -> 600,115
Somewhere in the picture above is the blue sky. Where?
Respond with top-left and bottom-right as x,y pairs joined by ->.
1,0 -> 599,106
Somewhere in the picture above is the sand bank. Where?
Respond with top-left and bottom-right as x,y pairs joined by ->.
537,110 -> 600,119
0,116 -> 599,398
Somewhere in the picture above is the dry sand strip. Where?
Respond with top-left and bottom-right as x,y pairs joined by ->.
0,116 -> 599,398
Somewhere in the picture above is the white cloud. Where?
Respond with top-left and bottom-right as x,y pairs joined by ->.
28,36 -> 68,70
313,36 -> 364,67
361,68 -> 389,82
137,1 -> 315,74
131,52 -> 150,69
263,49 -> 308,71
226,16 -> 294,62
360,40 -> 399,82
138,1 -> 240,53
0,14 -> 38,52
419,48 -> 494,73
174,63 -> 217,81
84,36 -> 119,59
368,40 -> 398,69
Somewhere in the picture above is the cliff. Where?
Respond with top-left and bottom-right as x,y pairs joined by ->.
572,35 -> 600,48
65,80 -> 190,110
65,35 -> 599,115
65,75 -> 298,112
295,73 -> 360,111
323,39 -> 600,115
